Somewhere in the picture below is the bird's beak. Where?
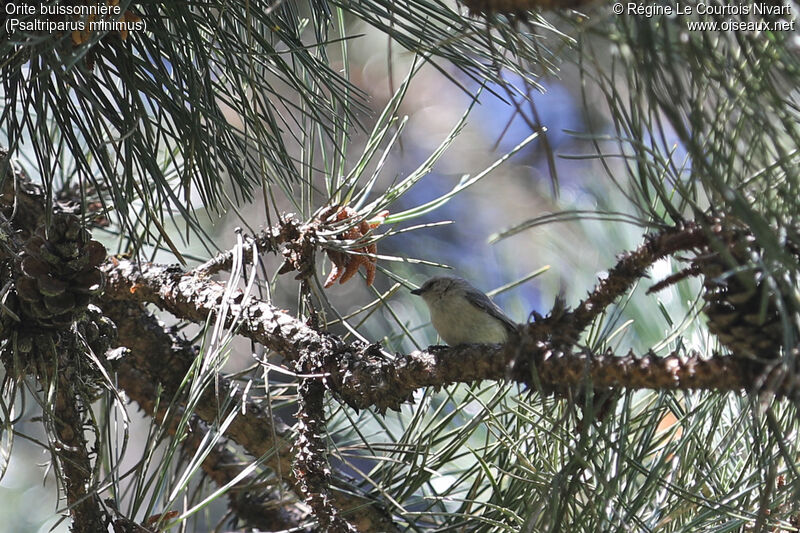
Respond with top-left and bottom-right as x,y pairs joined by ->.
410,287 -> 423,295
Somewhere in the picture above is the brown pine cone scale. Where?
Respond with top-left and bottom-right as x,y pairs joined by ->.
14,213 -> 106,330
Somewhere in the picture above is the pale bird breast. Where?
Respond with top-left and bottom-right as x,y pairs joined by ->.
429,296 -> 509,345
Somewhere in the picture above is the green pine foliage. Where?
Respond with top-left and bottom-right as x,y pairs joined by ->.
1,1 -> 799,531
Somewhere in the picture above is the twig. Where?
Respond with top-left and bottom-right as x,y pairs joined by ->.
646,263 -> 703,294
294,377 -> 359,532
46,347 -> 108,532
572,223 -> 708,332
103,260 -> 341,364
192,215 -> 301,277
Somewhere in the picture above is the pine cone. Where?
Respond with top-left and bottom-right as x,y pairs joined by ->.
696,222 -> 787,361
15,214 -> 106,329
74,305 -> 119,398
77,304 -> 118,358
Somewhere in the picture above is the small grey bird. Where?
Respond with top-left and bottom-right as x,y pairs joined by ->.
411,275 -> 517,345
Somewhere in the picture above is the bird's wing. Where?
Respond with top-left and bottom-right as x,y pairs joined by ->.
464,292 -> 518,333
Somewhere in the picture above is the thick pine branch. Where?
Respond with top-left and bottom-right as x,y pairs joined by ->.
49,366 -> 108,532
108,300 -> 396,531
102,259 -> 341,364
103,257 -> 799,413
106,301 -> 295,470
115,360 -> 309,531
294,377 -> 360,532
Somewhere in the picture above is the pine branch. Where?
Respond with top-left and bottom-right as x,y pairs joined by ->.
102,259 -> 342,365
42,340 -> 108,532
102,255 -> 800,413
115,360 -> 309,531
106,301 -> 295,471
192,214 -> 302,277
571,221 -> 709,333
107,300 -> 397,532
103,220 -> 719,376
326,342 -> 793,412
294,377 -> 359,532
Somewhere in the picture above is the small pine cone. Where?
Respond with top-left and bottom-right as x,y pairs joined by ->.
75,305 -> 119,398
697,223 -> 785,361
15,214 -> 106,329
77,305 -> 118,358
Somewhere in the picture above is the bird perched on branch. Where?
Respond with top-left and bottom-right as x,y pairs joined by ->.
411,275 -> 516,345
